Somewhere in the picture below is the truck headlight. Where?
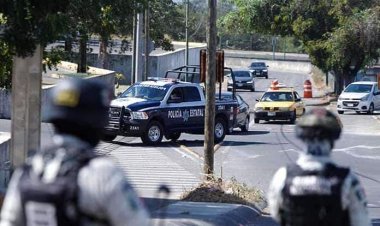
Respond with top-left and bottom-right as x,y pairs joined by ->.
360,94 -> 369,101
255,107 -> 263,111
263,69 -> 268,72
131,111 -> 149,120
247,81 -> 253,84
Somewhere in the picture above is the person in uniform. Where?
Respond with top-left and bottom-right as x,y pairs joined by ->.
0,78 -> 150,226
267,108 -> 370,226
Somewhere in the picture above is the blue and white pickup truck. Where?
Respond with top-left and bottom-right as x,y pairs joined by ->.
102,78 -> 240,145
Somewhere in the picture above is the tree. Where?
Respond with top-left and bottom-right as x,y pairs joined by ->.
223,0 -> 380,93
0,0 -> 68,57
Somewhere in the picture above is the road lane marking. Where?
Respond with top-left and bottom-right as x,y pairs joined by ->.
334,145 -> 380,160
170,144 -> 203,162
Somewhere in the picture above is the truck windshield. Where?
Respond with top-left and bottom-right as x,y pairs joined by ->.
344,84 -> 373,93
120,84 -> 168,101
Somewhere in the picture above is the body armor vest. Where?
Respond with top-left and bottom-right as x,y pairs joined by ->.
18,147 -> 95,226
281,163 -> 350,226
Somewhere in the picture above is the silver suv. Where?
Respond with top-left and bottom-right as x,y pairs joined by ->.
337,81 -> 380,114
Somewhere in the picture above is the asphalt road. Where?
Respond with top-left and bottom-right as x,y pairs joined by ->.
1,68 -> 379,224
173,69 -> 380,221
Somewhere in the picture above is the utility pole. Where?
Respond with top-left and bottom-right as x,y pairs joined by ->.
11,45 -> 42,168
144,4 -> 150,81
132,13 -> 137,84
135,13 -> 144,83
204,0 -> 217,180
185,0 -> 189,66
185,0 -> 189,82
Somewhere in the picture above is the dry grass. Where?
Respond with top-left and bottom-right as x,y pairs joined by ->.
310,66 -> 326,90
180,177 -> 267,210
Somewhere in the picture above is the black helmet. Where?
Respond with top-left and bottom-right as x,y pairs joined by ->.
45,78 -> 110,129
295,108 -> 342,141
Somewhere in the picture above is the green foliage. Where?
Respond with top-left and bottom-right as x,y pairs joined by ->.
224,0 -> 380,92
0,0 -> 69,57
0,40 -> 12,89
149,0 -> 182,50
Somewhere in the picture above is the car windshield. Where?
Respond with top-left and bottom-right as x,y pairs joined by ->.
233,71 -> 251,78
344,84 -> 373,93
260,92 -> 294,102
120,84 -> 168,101
250,62 -> 266,67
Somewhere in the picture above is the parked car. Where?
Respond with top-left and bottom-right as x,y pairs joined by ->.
218,92 -> 250,132
254,87 -> 305,124
227,69 -> 255,92
337,81 -> 380,114
248,62 -> 269,79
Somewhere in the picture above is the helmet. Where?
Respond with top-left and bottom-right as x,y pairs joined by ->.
45,78 -> 110,129
295,108 -> 342,141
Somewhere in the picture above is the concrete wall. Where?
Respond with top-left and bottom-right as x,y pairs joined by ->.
0,66 -> 115,120
87,46 -> 203,84
0,90 -> 11,119
0,133 -> 10,189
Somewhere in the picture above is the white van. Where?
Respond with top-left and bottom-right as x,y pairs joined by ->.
337,81 -> 380,114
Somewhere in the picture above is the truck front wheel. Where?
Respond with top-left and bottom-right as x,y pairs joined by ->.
165,132 -> 181,142
214,117 -> 227,144
141,121 -> 163,145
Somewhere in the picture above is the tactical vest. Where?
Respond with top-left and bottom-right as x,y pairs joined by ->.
18,147 -> 96,226
280,163 -> 350,226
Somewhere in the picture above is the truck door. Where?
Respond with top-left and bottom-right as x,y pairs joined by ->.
182,86 -> 204,130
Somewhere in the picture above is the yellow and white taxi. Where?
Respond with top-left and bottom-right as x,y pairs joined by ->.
254,87 -> 305,124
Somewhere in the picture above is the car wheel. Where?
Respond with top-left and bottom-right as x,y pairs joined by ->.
141,121 -> 163,145
214,117 -> 227,144
265,75 -> 268,79
251,87 -> 255,92
356,111 -> 361,114
367,103 -> 374,115
289,111 -> 296,124
165,132 -> 181,141
338,110 -> 344,115
254,118 -> 260,124
101,134 -> 117,142
240,117 -> 250,132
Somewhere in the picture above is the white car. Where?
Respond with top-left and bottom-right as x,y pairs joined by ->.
337,81 -> 380,114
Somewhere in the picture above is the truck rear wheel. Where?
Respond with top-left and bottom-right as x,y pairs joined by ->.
141,121 -> 163,145
214,117 -> 227,144
101,134 -> 117,142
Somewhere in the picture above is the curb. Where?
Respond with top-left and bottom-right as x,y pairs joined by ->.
304,96 -> 337,106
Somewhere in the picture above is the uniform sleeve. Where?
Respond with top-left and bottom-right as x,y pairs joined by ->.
0,169 -> 24,226
267,167 -> 287,222
341,170 -> 371,226
78,158 -> 151,226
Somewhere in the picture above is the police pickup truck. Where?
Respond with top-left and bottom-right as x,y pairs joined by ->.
102,78 -> 239,145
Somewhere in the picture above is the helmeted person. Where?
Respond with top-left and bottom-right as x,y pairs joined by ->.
267,108 -> 370,226
0,78 -> 150,226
